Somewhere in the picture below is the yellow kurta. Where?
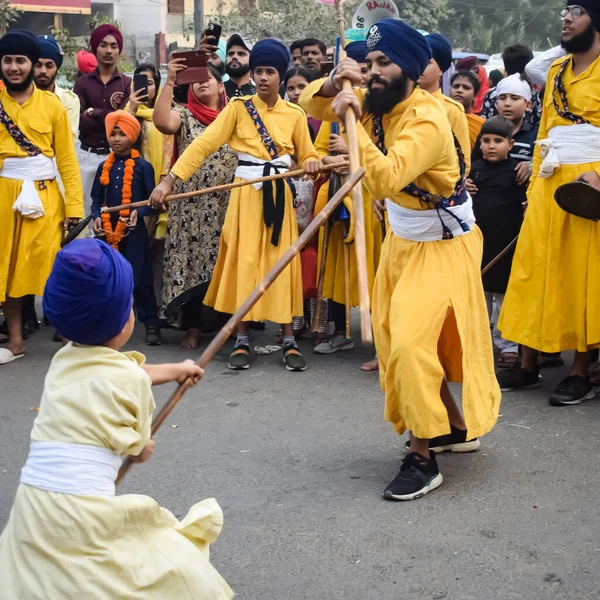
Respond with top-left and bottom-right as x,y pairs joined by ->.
172,95 -> 319,323
0,343 -> 233,600
432,88 -> 472,173
54,84 -> 80,140
0,87 -> 83,302
498,55 -> 600,352
301,81 -> 500,440
466,113 -> 486,152
313,121 -> 382,306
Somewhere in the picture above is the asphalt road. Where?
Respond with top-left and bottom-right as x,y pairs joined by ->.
1,319 -> 599,600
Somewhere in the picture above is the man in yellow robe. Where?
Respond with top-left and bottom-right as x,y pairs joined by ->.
498,2 -> 600,406
301,19 -> 500,501
0,30 -> 83,365
419,33 -> 471,173
151,39 -> 322,372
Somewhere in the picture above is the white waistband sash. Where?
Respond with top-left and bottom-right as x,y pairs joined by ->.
537,124 -> 600,178
385,196 -> 475,242
0,154 -> 57,219
235,152 -> 292,189
20,441 -> 121,497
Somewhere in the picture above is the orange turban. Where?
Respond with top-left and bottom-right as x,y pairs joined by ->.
105,110 -> 141,144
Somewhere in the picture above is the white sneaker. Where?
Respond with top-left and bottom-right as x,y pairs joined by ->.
313,334 -> 355,355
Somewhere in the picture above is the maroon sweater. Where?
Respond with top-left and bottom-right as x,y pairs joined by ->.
74,68 -> 131,150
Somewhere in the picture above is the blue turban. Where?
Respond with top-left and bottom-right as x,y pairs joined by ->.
425,33 -> 452,73
345,41 -> 368,64
43,239 -> 134,346
0,29 -> 40,64
366,19 -> 431,82
37,35 -> 63,69
250,39 -> 291,83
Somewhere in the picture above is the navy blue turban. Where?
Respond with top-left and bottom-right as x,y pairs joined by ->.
43,239 -> 134,346
345,41 -> 368,64
250,39 -> 291,83
37,35 -> 63,69
577,1 -> 600,30
0,29 -> 40,64
366,19 -> 431,82
425,33 -> 452,73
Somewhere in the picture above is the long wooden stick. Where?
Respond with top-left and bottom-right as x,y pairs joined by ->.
101,164 -> 342,214
115,167 -> 366,485
334,0 -> 372,344
343,242 -> 351,339
312,218 -> 332,333
481,235 -> 519,276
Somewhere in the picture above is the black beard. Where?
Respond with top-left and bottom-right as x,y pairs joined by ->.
225,62 -> 251,78
363,73 -> 410,116
1,68 -> 34,92
561,21 -> 596,54
34,74 -> 56,91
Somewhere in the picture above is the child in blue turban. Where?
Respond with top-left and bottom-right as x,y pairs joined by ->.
419,32 -> 472,173
151,39 -> 323,373
0,237 -> 235,598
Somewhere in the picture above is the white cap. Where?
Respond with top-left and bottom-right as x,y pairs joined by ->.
495,74 -> 532,102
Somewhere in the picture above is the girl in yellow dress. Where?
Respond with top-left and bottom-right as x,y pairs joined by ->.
0,238 -> 234,599
151,39 -> 322,372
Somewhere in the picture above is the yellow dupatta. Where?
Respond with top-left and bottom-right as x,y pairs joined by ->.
126,90 -> 173,239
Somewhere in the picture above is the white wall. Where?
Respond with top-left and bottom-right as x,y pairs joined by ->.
111,0 -> 165,37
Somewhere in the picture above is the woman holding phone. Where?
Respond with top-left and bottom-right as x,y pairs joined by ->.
127,63 -> 173,186
152,56 -> 237,349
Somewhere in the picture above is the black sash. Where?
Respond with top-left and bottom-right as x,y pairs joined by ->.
0,98 -> 42,156
243,99 -> 287,247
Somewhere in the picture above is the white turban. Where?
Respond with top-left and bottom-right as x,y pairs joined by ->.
494,74 -> 532,102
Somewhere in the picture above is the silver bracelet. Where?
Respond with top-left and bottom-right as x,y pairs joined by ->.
167,171 -> 178,183
328,67 -> 341,93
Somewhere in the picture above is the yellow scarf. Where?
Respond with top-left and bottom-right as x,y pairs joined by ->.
133,103 -> 165,186
126,92 -> 173,240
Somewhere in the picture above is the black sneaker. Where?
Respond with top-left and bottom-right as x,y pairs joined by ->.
549,375 -> 596,406
403,425 -> 480,454
383,452 -> 443,501
497,364 -> 542,392
145,326 -> 163,346
228,345 -> 250,370
282,344 -> 307,372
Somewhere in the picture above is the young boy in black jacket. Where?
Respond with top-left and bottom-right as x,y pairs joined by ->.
470,117 -> 527,367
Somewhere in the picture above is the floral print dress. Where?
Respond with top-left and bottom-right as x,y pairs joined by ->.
161,106 -> 237,327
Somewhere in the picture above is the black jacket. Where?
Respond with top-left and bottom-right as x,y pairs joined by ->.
470,158 -> 527,293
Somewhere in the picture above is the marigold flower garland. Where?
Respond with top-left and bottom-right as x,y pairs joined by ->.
100,149 -> 140,250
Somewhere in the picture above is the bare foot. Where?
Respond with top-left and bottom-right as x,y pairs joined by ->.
181,329 -> 200,350
7,341 -> 25,357
360,357 -> 379,372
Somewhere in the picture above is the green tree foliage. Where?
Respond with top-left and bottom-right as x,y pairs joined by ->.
397,0 -> 450,32
210,0 -> 562,54
0,0 -> 23,36
214,0 -> 363,45
442,0 -> 564,53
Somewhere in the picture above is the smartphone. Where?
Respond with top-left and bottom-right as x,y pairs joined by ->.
171,50 -> 210,86
133,73 -> 149,98
206,21 -> 222,45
